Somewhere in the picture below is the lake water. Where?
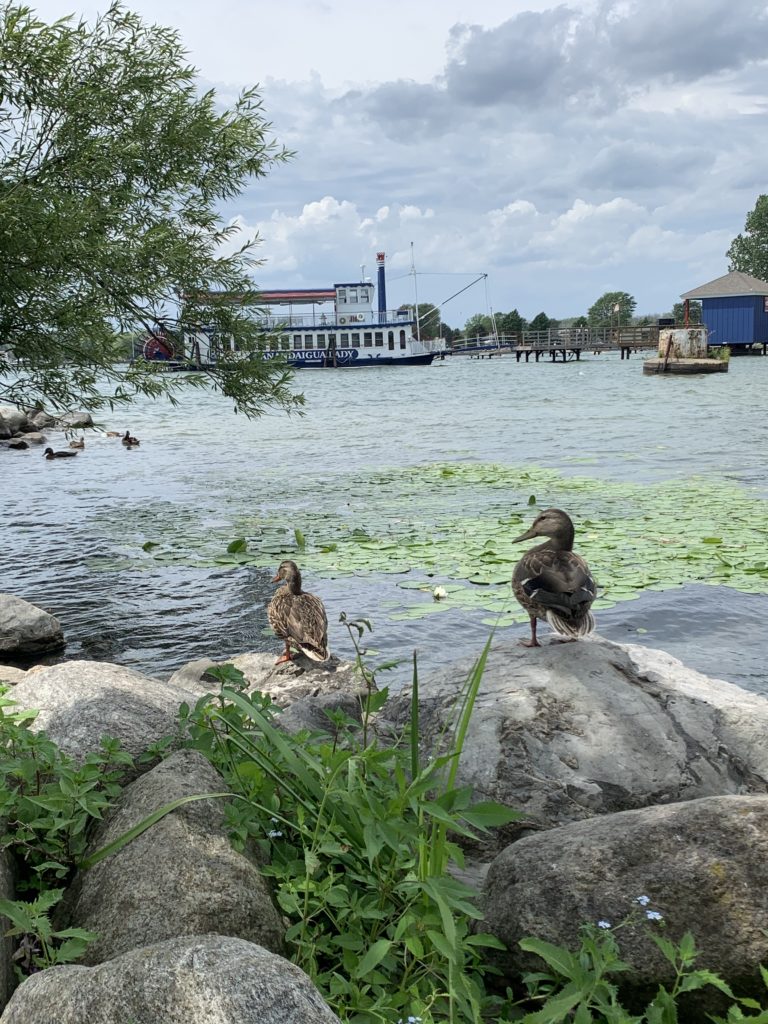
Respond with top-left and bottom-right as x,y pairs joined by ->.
3,352 -> 768,693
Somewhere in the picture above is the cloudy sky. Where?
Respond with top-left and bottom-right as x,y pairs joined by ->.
31,0 -> 768,325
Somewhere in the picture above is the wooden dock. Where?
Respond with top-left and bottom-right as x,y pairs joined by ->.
448,327 -> 660,362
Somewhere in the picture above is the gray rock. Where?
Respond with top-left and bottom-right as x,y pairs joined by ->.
63,749 -> 284,964
9,660 -> 197,770
0,665 -> 27,686
28,411 -> 55,430
169,651 -> 367,732
0,595 -> 64,658
382,637 -> 768,840
483,794 -> 768,1002
19,432 -> 45,445
5,440 -> 27,450
0,852 -> 15,1012
55,411 -> 93,429
0,934 -> 341,1024
0,415 -> 10,441
0,406 -> 28,434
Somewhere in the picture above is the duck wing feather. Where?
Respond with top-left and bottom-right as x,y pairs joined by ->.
513,548 -> 596,635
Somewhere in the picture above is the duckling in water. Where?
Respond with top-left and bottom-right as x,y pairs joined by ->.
44,447 -> 78,459
512,508 -> 596,648
69,438 -> 85,449
122,431 -> 140,447
268,560 -> 329,665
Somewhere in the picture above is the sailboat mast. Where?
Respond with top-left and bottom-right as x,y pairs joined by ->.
411,241 -> 421,344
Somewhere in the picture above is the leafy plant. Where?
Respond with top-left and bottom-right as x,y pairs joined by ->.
508,901 -> 766,1024
175,635 -> 519,1023
0,889 -> 96,978
0,687 -> 163,975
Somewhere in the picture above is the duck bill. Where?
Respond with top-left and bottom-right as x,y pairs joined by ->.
270,574 -> 280,583
512,527 -> 537,543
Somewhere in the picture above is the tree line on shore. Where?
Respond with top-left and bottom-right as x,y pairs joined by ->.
415,294 -> 704,343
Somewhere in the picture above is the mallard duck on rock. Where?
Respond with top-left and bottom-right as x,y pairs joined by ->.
512,508 -> 596,648
267,560 -> 329,665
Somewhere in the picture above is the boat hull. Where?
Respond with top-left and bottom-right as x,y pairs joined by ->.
264,349 -> 436,369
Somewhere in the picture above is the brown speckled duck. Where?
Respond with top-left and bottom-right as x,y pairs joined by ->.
122,431 -> 140,447
512,508 -> 596,648
267,560 -> 329,665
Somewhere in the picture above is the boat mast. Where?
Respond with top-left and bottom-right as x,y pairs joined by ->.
411,241 -> 421,344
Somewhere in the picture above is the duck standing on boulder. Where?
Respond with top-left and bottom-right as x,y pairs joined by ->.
511,508 -> 596,648
43,447 -> 77,459
268,560 -> 329,665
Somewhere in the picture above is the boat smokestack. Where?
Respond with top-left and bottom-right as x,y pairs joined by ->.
376,251 -> 386,323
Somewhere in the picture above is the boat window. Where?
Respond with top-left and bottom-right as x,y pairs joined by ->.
349,288 -> 358,303
316,334 -> 326,348
388,331 -> 394,351
328,334 -> 337,347
288,335 -> 298,349
280,337 -> 289,350
400,330 -> 406,349
337,288 -> 346,303
374,332 -> 383,347
340,333 -> 349,343
304,336 -> 314,349
351,332 -> 360,344
293,334 -> 302,348
363,332 -> 373,347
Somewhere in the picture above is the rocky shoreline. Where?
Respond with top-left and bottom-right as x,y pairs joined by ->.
1,597 -> 768,1021
0,405 -> 95,451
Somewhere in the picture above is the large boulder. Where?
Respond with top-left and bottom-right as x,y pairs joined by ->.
0,934 -> 341,1024
483,794 -> 768,1006
55,411 -> 93,429
0,665 -> 26,686
169,652 -> 366,734
62,749 -> 284,964
0,407 -> 28,434
9,660 -> 197,770
0,415 -> 11,441
0,595 -> 64,659
27,410 -> 55,430
381,637 -> 768,840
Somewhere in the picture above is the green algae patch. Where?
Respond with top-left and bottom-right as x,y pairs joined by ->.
122,462 -> 768,622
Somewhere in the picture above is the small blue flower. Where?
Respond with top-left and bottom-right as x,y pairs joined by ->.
597,920 -> 612,929
635,895 -> 650,906
267,829 -> 283,839
646,910 -> 663,922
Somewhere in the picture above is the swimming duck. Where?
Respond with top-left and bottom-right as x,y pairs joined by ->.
122,431 -> 140,447
267,560 -> 329,665
69,438 -> 85,449
511,508 -> 596,648
105,431 -> 121,438
44,447 -> 77,459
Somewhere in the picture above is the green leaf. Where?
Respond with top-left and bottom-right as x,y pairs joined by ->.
81,792 -> 232,869
226,538 -> 248,554
141,541 -> 159,552
460,800 -> 521,829
519,936 -> 580,979
294,528 -> 306,550
352,938 -> 392,978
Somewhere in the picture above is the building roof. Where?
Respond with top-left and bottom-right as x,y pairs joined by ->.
681,270 -> 768,300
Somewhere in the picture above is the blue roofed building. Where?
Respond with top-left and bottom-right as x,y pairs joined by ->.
680,270 -> 768,352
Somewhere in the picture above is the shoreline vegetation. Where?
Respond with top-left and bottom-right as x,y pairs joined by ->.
2,623 -> 768,1022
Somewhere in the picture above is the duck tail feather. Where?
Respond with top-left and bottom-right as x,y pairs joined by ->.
298,643 -> 330,662
545,610 -> 595,638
